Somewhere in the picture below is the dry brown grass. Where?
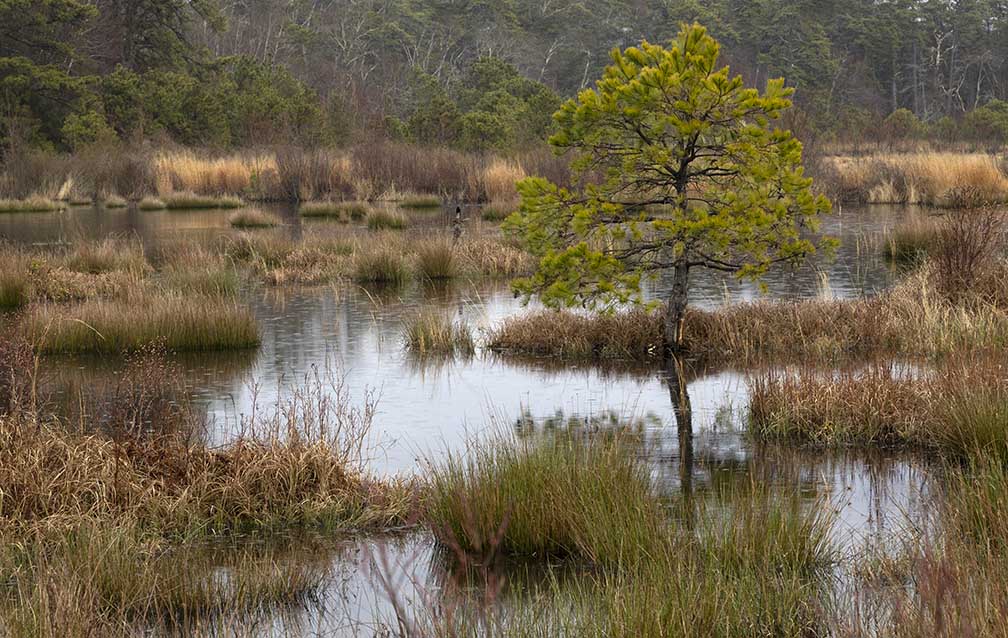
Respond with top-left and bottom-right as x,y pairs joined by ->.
749,358 -> 1008,454
22,293 -> 260,354
455,236 -> 535,278
153,151 -> 270,196
62,237 -> 149,275
0,346 -> 411,538
489,307 -> 665,362
826,152 -> 1008,207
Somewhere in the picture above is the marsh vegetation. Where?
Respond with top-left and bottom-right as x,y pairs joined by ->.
4,2 -> 1008,635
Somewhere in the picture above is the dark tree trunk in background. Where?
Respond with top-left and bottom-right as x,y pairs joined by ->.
665,262 -> 690,353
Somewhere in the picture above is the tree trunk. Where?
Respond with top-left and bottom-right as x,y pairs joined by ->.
665,262 -> 690,353
665,352 -> 694,525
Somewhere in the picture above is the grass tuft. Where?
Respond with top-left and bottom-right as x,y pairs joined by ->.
300,200 -> 369,220
399,194 -> 441,209
138,196 -> 166,210
0,197 -> 64,213
162,191 -> 244,210
352,246 -> 409,284
414,239 -> 456,281
367,209 -> 408,231
403,312 -> 474,357
228,208 -> 280,229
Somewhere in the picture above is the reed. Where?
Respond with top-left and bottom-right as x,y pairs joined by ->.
0,353 -> 410,537
454,236 -> 535,278
481,204 -> 515,222
228,208 -> 280,228
23,294 -> 260,354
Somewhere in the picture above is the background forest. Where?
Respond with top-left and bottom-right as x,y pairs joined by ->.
3,0 -> 1008,154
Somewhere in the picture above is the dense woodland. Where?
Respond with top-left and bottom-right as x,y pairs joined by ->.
3,0 -> 1008,153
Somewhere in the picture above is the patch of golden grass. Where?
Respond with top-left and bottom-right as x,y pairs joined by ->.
481,158 -> 526,203
153,151 -> 273,197
827,152 -> 1008,207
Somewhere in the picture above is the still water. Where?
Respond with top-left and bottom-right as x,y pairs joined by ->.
4,202 -> 936,634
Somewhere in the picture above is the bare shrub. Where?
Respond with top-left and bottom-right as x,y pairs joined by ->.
934,208 -> 1005,301
0,331 -> 37,417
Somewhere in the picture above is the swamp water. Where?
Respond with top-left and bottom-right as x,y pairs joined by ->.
3,203 -> 939,635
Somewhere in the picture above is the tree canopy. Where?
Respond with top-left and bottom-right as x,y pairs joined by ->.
505,24 -> 832,349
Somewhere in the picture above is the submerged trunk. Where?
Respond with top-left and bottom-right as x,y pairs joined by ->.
665,263 -> 690,353
665,353 -> 694,525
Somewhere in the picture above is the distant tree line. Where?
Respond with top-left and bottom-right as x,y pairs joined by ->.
3,0 -> 1008,153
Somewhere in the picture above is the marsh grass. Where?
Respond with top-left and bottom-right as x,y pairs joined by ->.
842,457 -> 1008,638
749,360 -> 1008,455
0,350 -> 413,636
352,246 -> 410,284
367,209 -> 408,230
884,215 -> 942,265
480,204 -> 515,222
425,434 -> 667,564
489,308 -> 664,362
415,239 -> 457,281
138,196 -> 166,210
481,159 -> 526,202
414,435 -> 835,638
103,194 -> 128,208
0,345 -> 411,536
0,197 -> 64,213
300,200 -> 369,220
403,312 -> 474,357
827,152 -> 1008,207
163,191 -> 244,210
0,249 -> 32,309
63,237 -> 148,274
454,237 -> 535,278
159,264 -> 242,298
400,194 -> 442,209
23,294 -> 260,354
1,526 -> 332,637
228,208 -> 280,229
